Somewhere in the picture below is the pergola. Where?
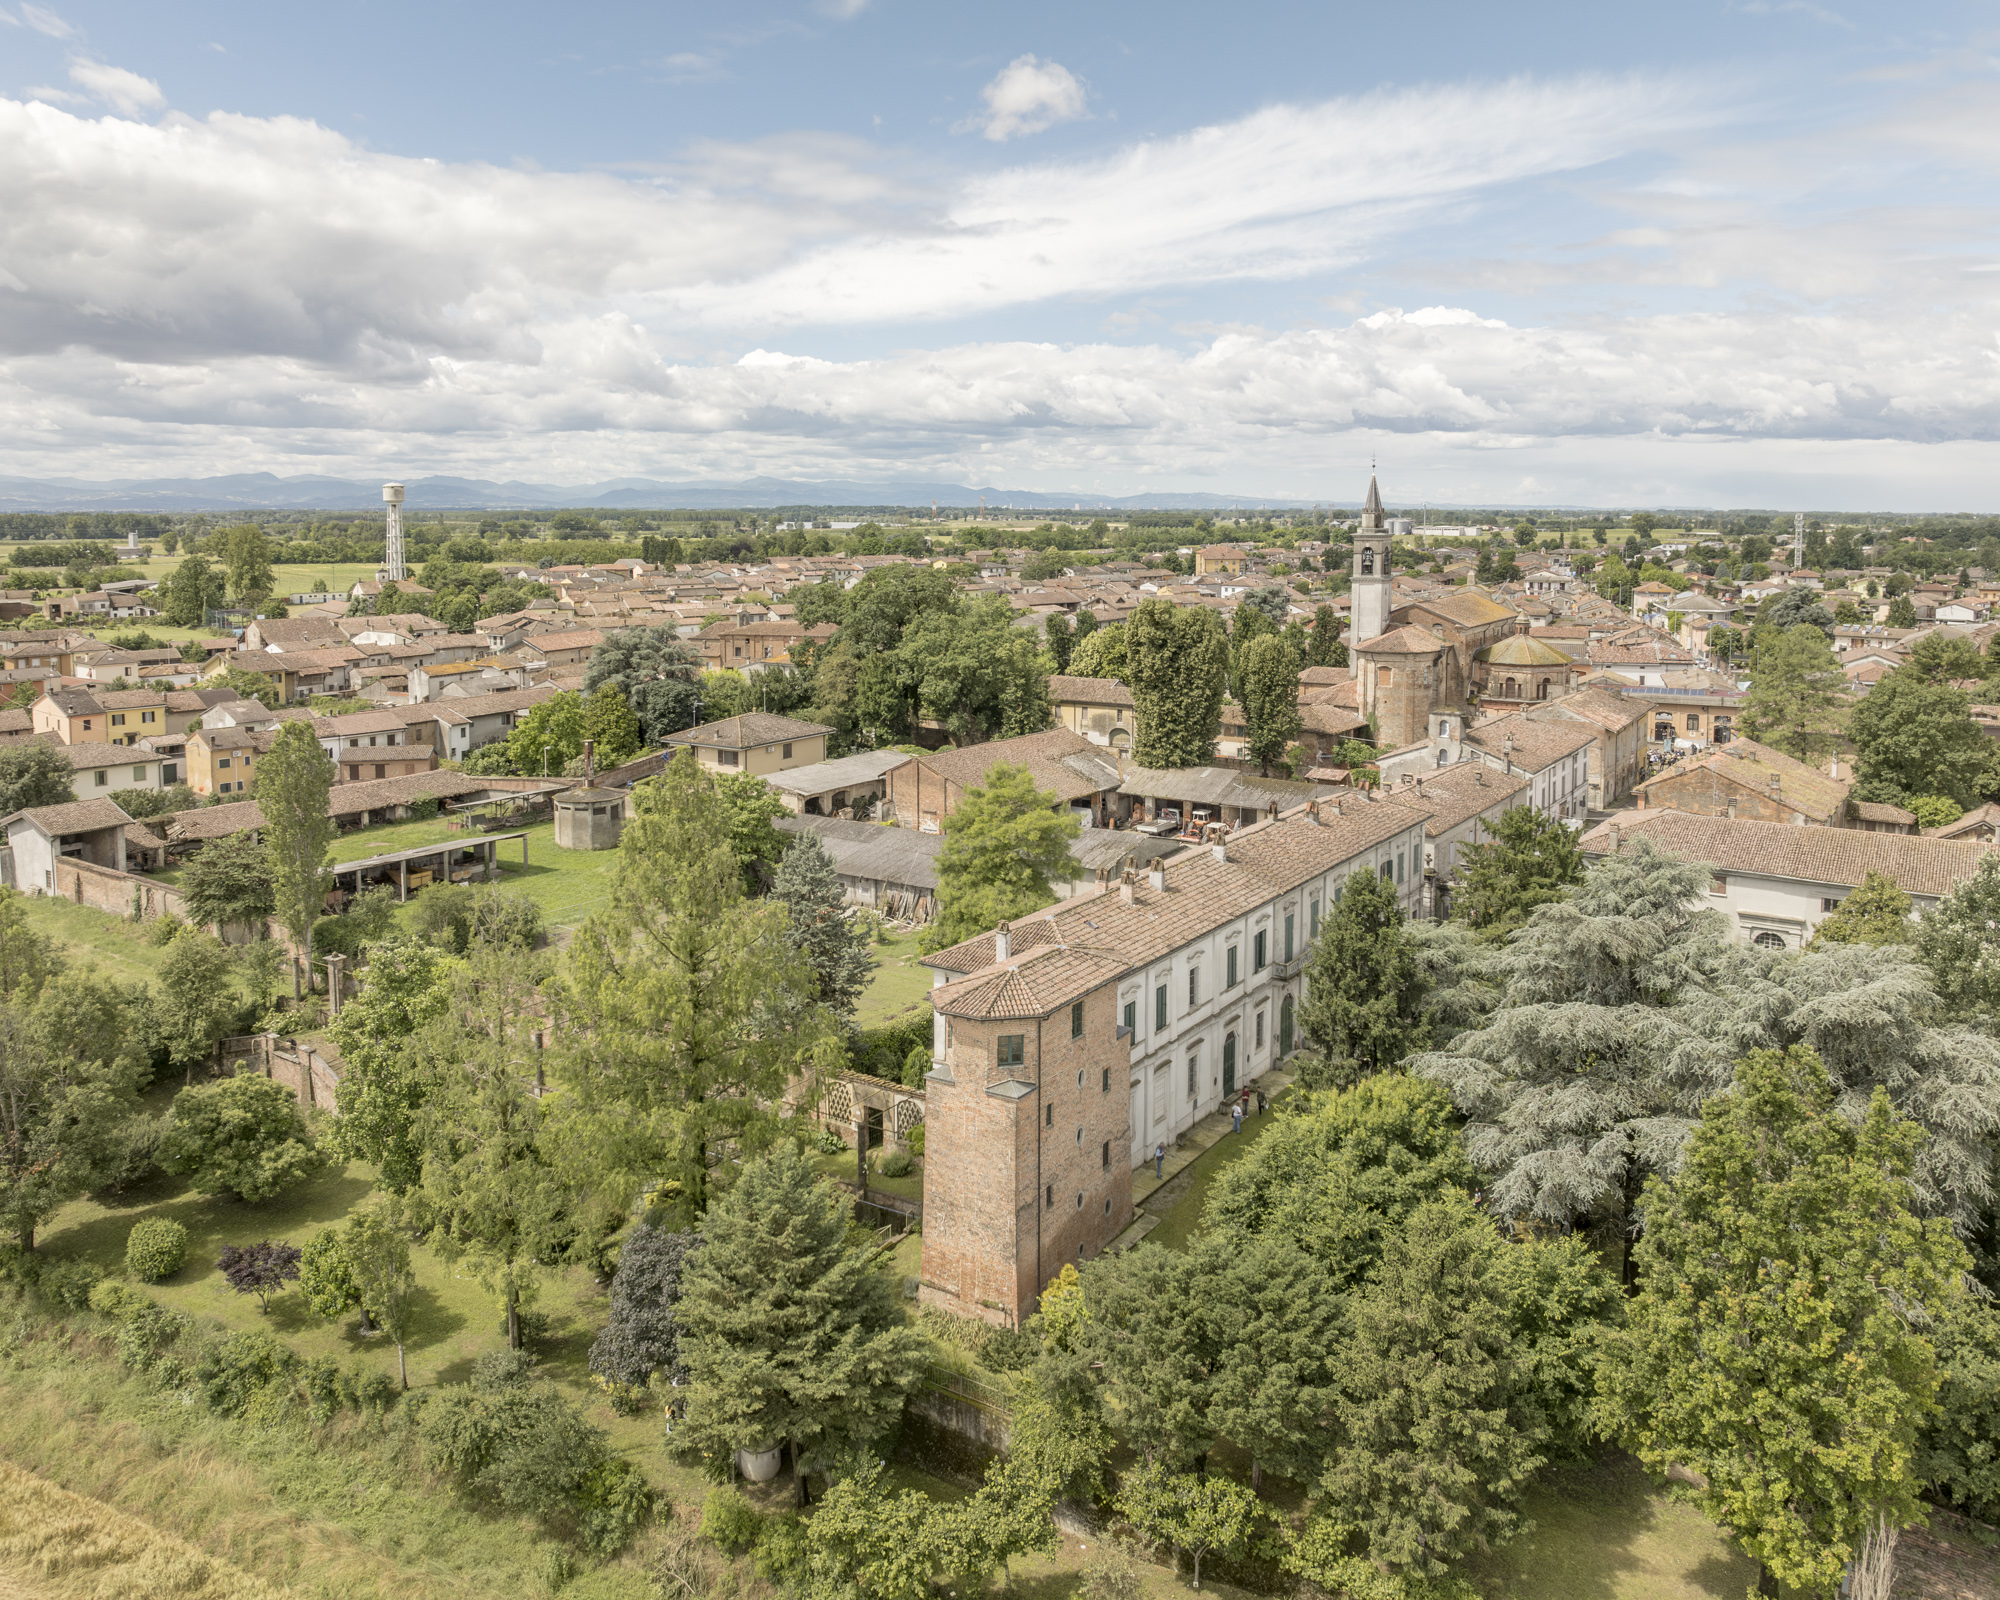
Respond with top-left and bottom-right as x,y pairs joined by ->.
330,831 -> 530,903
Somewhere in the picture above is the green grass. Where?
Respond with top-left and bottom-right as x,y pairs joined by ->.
13,893 -> 233,988
327,815 -> 619,930
856,926 -> 935,1026
1465,1454 -> 1757,1598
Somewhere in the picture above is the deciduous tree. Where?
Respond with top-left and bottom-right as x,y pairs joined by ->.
1306,605 -> 1347,669
162,1073 -> 323,1202
1237,634 -> 1301,776
179,829 -> 275,930
1807,869 -> 1912,948
1127,599 -> 1227,768
1115,1460 -> 1261,1590
0,744 -> 73,817
0,996 -> 139,1251
1740,624 -> 1849,766
1851,665 -> 1995,809
1599,1046 -> 1967,1599
155,930 -> 241,1085
259,720 -> 334,997
583,629 -> 702,745
921,763 -> 1080,952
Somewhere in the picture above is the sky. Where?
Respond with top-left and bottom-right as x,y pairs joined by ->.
3,1 -> 2000,507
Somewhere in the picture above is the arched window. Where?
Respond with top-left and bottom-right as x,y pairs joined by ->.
1503,677 -> 1517,698
1752,930 -> 1786,951
1360,547 -> 1375,576
1537,679 -> 1549,700
1222,1032 -> 1236,1096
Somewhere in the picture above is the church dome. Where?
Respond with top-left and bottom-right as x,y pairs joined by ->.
1476,635 -> 1572,668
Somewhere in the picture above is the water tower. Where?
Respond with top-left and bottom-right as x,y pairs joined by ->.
382,482 -> 407,582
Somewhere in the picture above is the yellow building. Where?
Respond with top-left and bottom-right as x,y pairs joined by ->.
1193,545 -> 1249,576
664,713 -> 832,776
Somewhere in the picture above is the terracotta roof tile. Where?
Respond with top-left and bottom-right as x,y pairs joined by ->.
1581,811 -> 1992,900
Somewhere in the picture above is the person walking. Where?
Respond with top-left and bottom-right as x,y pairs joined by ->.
1256,1087 -> 1267,1116
1154,1142 -> 1165,1179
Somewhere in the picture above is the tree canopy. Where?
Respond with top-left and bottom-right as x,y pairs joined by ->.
921,763 -> 1080,952
1127,599 -> 1227,768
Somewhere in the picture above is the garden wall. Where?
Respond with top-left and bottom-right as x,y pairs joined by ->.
51,858 -> 186,921
216,1033 -> 343,1112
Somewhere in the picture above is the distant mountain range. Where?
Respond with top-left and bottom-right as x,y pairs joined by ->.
0,472 -> 1343,514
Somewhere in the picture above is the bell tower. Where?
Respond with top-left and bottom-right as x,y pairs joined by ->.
1351,475 -> 1392,646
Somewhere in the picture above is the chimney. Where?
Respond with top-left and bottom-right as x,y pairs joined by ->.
1119,869 -> 1136,905
1725,797 -> 1737,820
1332,799 -> 1345,815
1094,865 -> 1109,895
1148,862 -> 1167,892
993,921 -> 1011,961
1607,821 -> 1621,850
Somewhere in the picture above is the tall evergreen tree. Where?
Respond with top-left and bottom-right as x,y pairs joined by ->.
676,1144 -> 928,1502
1127,599 -> 1227,768
1449,805 -> 1585,941
1740,624 -> 1849,766
560,749 -> 834,1223
1237,634 -> 1302,776
772,832 -> 872,1021
1305,604 -> 1347,669
1599,1046 -> 1967,1598
260,720 -> 335,997
1296,865 -> 1429,1087
1320,1192 -> 1547,1576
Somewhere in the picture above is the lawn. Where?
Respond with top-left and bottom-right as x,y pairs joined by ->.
1142,1093 -> 1291,1253
13,891 -> 241,989
326,814 -> 621,931
857,925 -> 935,1026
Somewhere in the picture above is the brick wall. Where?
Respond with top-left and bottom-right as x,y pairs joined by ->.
887,760 -> 958,832
217,1033 -> 343,1111
53,857 -> 187,921
919,983 -> 1133,1328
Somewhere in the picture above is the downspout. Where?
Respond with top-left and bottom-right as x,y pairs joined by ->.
1033,1014 -> 1044,1325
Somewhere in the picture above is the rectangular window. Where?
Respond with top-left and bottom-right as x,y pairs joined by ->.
1102,1141 -> 1111,1169
1255,1011 -> 1265,1049
131,765 -> 145,782
1155,984 -> 1167,1032
1044,1103 -> 1053,1126
782,743 -> 793,759
1284,913 -> 1295,962
1310,897 -> 1320,937
1102,1067 -> 1111,1092
717,749 -> 738,767
1710,874 -> 1728,896
1381,860 -> 1394,882
1071,1001 -> 1084,1039
143,711 -> 154,722
94,770 -> 107,787
1187,1054 -> 1198,1099
1687,713 -> 1700,732
1188,967 -> 1199,1008
218,758 -> 232,769
1396,852 -> 1405,884
997,1034 -> 1025,1067
1253,930 -> 1267,972
1225,946 -> 1238,987
1821,897 -> 1841,913
1046,1185 -> 1054,1209
1379,668 -> 1394,686
1122,1000 -> 1136,1036
111,713 -> 125,727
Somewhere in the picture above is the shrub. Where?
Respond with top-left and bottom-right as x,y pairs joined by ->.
297,1228 -> 360,1321
87,1279 -> 143,1318
354,1368 -> 401,1413
700,1486 -> 765,1555
470,886 -> 542,951
126,1217 -> 188,1282
588,1224 -> 699,1390
811,1126 -> 845,1156
878,1149 -> 913,1179
980,1325 -> 1037,1373
539,1545 -> 576,1594
908,1124 -> 925,1159
413,884 -> 476,954
754,1513 -> 808,1588
197,1328 -> 297,1416
147,912 -> 186,947
577,1457 -> 656,1558
37,1259 -> 102,1312
1081,1542 -> 1144,1600
116,1301 -> 194,1377
310,914 -> 365,960
160,1076 -> 323,1202
298,1355 -> 355,1424
105,1115 -> 168,1194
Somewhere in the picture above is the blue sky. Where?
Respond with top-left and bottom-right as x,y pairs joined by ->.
3,1 -> 1999,505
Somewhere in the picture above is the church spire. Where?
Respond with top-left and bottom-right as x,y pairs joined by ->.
1361,474 -> 1384,529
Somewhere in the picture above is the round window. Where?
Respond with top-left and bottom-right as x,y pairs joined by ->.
1752,930 -> 1786,951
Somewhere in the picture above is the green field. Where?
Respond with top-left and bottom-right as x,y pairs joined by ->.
325,815 -> 620,931
856,926 -> 935,1025
13,893 -> 243,988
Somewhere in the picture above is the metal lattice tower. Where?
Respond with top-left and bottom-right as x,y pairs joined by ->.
382,482 -> 407,582
1794,511 -> 1805,565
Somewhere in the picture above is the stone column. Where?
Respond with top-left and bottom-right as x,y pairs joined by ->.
324,952 -> 346,1016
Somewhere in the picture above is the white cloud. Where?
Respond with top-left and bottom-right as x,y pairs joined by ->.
67,59 -> 165,115
817,0 -> 870,18
961,54 -> 1088,142
18,4 -> 74,38
0,69 -> 1996,502
23,83 -> 87,106
653,51 -> 726,84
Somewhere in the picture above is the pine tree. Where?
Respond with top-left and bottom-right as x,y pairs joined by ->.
1296,865 -> 1429,1087
560,749 -> 834,1223
772,832 -> 871,1020
1237,635 -> 1302,776
1320,1192 -> 1546,1576
676,1144 -> 928,1503
260,720 -> 334,998
1599,1046 -> 1967,1598
921,763 -> 1080,952
1127,599 -> 1227,768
